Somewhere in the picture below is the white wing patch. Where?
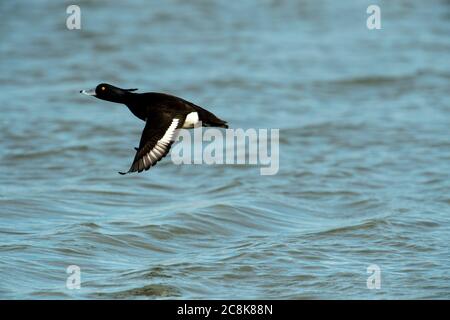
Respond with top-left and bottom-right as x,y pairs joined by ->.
159,118 -> 180,145
134,118 -> 180,172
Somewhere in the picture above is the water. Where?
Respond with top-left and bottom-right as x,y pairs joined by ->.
1,0 -> 449,299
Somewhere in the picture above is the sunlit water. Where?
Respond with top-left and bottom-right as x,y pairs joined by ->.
0,0 -> 449,299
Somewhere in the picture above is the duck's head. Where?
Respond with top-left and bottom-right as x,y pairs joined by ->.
80,83 -> 138,103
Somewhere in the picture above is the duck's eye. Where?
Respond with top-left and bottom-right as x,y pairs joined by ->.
101,86 -> 106,91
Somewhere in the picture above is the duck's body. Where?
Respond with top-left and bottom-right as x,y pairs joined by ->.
81,83 -> 228,174
124,92 -> 228,128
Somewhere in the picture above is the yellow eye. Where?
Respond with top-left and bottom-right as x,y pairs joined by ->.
101,86 -> 106,91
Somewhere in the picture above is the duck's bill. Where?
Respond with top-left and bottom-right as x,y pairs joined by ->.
80,88 -> 96,96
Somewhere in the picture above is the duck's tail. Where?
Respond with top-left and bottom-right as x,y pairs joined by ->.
204,118 -> 228,128
193,105 -> 228,128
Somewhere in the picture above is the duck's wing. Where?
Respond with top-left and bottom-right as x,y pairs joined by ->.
119,113 -> 185,174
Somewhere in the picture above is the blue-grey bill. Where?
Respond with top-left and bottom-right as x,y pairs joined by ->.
80,88 -> 96,96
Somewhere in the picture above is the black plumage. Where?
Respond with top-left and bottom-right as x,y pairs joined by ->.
81,83 -> 228,174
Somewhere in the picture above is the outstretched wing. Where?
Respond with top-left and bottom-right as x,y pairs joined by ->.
119,114 -> 185,174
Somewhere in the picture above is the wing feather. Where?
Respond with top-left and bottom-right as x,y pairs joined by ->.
119,115 -> 184,175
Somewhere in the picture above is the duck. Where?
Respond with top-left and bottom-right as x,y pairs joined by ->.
80,83 -> 228,174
